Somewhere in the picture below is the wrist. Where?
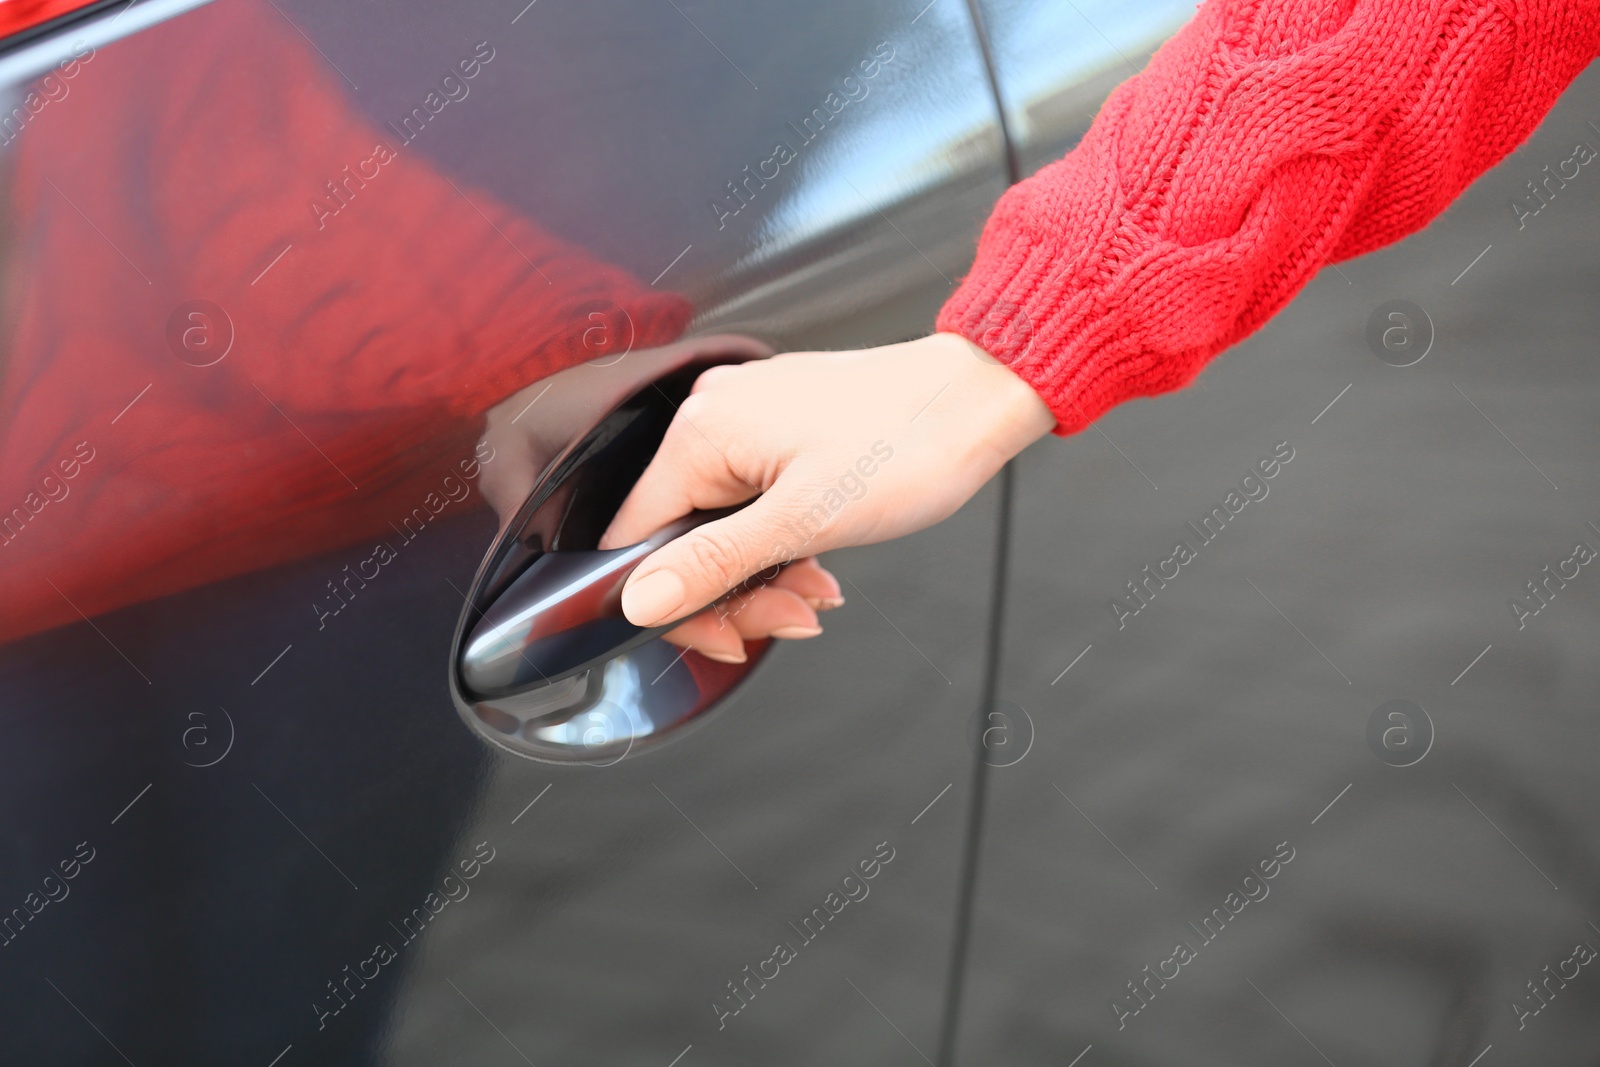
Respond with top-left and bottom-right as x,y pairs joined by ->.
926,331 -> 1056,456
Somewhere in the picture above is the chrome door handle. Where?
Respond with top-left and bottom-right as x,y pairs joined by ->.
459,508 -> 728,700
447,349 -> 770,764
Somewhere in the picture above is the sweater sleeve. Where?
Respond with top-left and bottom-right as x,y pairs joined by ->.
936,0 -> 1600,434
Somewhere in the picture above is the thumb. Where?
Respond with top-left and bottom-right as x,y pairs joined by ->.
619,492 -> 814,628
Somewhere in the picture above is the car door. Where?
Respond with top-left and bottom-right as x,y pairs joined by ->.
0,1 -> 1013,1063
961,4 -> 1600,1064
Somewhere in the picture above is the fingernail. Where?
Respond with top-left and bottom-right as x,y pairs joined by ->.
701,648 -> 747,664
805,596 -> 845,612
623,570 -> 685,626
770,625 -> 823,639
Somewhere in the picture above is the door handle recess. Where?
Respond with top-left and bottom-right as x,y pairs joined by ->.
448,351 -> 769,764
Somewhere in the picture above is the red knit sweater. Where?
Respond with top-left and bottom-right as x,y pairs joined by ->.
938,0 -> 1600,434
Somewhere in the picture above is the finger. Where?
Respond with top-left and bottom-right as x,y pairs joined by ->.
661,585 -> 823,659
619,491 -> 814,627
689,362 -> 741,393
661,565 -> 832,654
661,614 -> 746,662
717,585 -> 821,640
598,409 -> 753,551
766,557 -> 844,611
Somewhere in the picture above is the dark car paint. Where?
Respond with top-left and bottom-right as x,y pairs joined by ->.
0,0 -> 1023,1063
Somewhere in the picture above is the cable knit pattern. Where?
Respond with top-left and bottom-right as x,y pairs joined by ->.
937,0 -> 1600,434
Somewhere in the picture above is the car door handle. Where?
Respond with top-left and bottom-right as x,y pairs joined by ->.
459,508 -> 730,700
448,346 -> 771,764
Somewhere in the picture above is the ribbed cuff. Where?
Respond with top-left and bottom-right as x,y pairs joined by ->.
937,218 -> 1131,438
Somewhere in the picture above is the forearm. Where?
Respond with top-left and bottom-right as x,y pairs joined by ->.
939,0 -> 1600,433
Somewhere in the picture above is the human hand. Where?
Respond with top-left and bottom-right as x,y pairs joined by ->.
476,333 -> 772,528
598,332 -> 1056,662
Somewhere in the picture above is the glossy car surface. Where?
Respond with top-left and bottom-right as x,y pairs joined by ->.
1,2 -> 1597,1065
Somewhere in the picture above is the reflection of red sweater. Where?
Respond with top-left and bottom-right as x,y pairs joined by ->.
940,0 -> 1600,433
0,0 -> 687,642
